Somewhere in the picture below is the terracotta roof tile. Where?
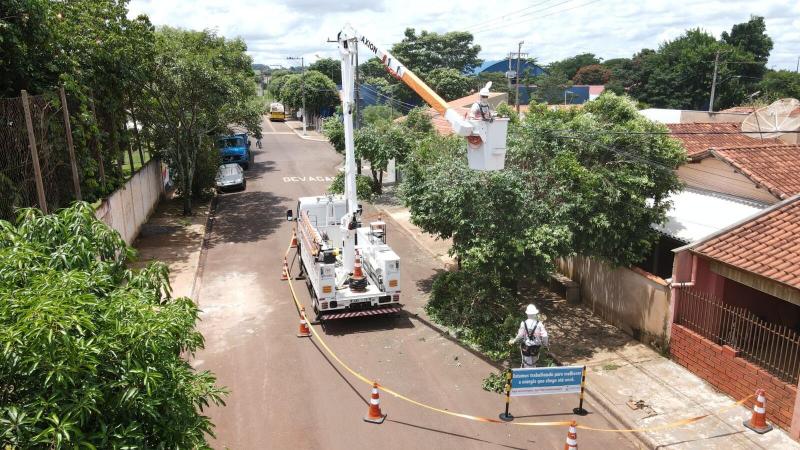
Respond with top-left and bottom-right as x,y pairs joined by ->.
693,196 -> 800,290
710,144 -> 800,199
666,122 -> 784,157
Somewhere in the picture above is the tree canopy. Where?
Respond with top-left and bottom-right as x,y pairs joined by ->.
423,68 -> 473,101
392,28 -> 482,75
0,203 -> 225,448
280,70 -> 340,115
401,93 -> 685,280
573,64 -> 611,85
547,53 -> 601,80
139,27 -> 261,215
308,57 -> 342,85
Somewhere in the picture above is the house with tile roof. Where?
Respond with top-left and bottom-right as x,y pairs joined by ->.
671,195 -> 800,437
676,142 -> 800,205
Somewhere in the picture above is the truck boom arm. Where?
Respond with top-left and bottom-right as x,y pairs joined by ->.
338,27 -> 474,137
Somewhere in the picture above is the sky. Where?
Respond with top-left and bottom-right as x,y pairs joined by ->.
128,0 -> 800,71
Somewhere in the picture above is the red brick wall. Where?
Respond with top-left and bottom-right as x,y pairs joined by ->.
671,324 -> 797,431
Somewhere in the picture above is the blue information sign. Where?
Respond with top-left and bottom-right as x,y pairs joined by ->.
510,366 -> 584,397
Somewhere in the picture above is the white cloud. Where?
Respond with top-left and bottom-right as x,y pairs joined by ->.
129,0 -> 800,70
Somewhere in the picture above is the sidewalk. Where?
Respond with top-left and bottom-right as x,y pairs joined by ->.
130,196 -> 211,299
375,195 -> 799,450
284,119 -> 328,142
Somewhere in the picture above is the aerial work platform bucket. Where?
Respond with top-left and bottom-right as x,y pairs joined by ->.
466,118 -> 509,171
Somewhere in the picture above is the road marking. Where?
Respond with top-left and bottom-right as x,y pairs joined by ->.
263,132 -> 295,135
283,176 -> 335,183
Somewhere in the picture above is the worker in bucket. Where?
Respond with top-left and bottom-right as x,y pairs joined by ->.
508,304 -> 549,368
469,82 -> 494,121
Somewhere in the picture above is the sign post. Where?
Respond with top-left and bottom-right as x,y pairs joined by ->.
499,366 -> 587,420
573,366 -> 588,416
499,371 -> 514,421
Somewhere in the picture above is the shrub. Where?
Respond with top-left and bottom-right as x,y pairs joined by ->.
0,203 -> 226,448
328,171 -> 374,201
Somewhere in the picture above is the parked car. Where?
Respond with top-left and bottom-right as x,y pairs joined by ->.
215,163 -> 246,191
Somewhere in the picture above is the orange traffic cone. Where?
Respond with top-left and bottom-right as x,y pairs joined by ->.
743,389 -> 773,434
281,258 -> 289,281
297,307 -> 312,338
364,382 -> 386,424
564,421 -> 577,450
350,251 -> 367,292
290,231 -> 298,248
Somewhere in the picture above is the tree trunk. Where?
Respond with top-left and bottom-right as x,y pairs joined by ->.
371,167 -> 381,194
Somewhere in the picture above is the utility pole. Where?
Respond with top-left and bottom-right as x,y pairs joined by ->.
708,50 -> 720,113
796,56 -> 799,73
516,41 -> 523,113
287,56 -> 307,135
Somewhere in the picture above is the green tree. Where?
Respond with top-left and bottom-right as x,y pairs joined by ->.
547,53 -> 601,80
401,93 -> 684,279
758,70 -> 800,101
280,70 -> 339,116
721,15 -> 773,64
402,106 -> 434,134
392,28 -> 482,74
356,124 -> 413,193
531,70 -> 571,104
267,70 -> 292,100
139,27 -> 261,215
423,68 -> 472,101
572,64 -> 611,85
322,115 -> 345,154
0,203 -> 226,448
308,57 -> 342,84
361,105 -> 400,126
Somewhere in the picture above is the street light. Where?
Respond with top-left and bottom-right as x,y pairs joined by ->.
287,56 -> 306,135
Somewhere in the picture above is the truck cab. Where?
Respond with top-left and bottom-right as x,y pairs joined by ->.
217,133 -> 250,170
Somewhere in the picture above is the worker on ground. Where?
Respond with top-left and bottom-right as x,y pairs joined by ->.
508,304 -> 549,368
469,82 -> 494,121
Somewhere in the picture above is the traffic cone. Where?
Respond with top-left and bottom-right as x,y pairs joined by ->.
297,307 -> 312,338
350,251 -> 367,292
281,257 -> 289,281
743,389 -> 773,434
290,231 -> 298,248
564,421 -> 577,450
363,382 -> 386,424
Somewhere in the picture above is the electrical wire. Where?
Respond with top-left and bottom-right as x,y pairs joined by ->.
472,0 -> 603,36
460,0 -> 560,32
470,0 -> 584,34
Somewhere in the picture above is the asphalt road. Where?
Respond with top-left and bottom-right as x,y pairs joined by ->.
192,116 -> 638,449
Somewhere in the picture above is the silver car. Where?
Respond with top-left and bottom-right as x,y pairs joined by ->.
215,163 -> 246,191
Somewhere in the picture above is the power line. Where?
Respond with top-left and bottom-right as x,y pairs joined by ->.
470,0 -> 582,33
461,0 -> 559,31
472,0 -> 602,35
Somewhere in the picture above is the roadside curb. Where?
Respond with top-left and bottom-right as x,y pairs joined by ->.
190,194 -> 218,303
377,201 -> 652,449
286,124 -> 328,142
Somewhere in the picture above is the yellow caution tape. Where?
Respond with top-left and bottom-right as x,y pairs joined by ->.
282,242 -> 754,432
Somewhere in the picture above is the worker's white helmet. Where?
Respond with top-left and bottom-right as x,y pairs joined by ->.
525,304 -> 539,315
479,81 -> 492,97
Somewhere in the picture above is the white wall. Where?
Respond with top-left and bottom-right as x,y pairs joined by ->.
95,159 -> 163,244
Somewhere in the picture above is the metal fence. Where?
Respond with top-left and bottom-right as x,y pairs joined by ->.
0,88 -> 149,222
675,289 -> 800,384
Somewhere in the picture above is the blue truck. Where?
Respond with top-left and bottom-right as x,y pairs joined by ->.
217,133 -> 250,170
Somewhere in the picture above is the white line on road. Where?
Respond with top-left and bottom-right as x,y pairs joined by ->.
283,176 -> 335,183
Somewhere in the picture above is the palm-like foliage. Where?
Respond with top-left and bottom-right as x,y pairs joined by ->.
0,202 -> 226,449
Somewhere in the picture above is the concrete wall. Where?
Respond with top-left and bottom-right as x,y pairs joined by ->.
671,324 -> 798,436
95,159 -> 163,244
557,255 -> 672,349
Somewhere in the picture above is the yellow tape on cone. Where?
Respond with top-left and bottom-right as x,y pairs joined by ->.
283,242 -> 754,432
